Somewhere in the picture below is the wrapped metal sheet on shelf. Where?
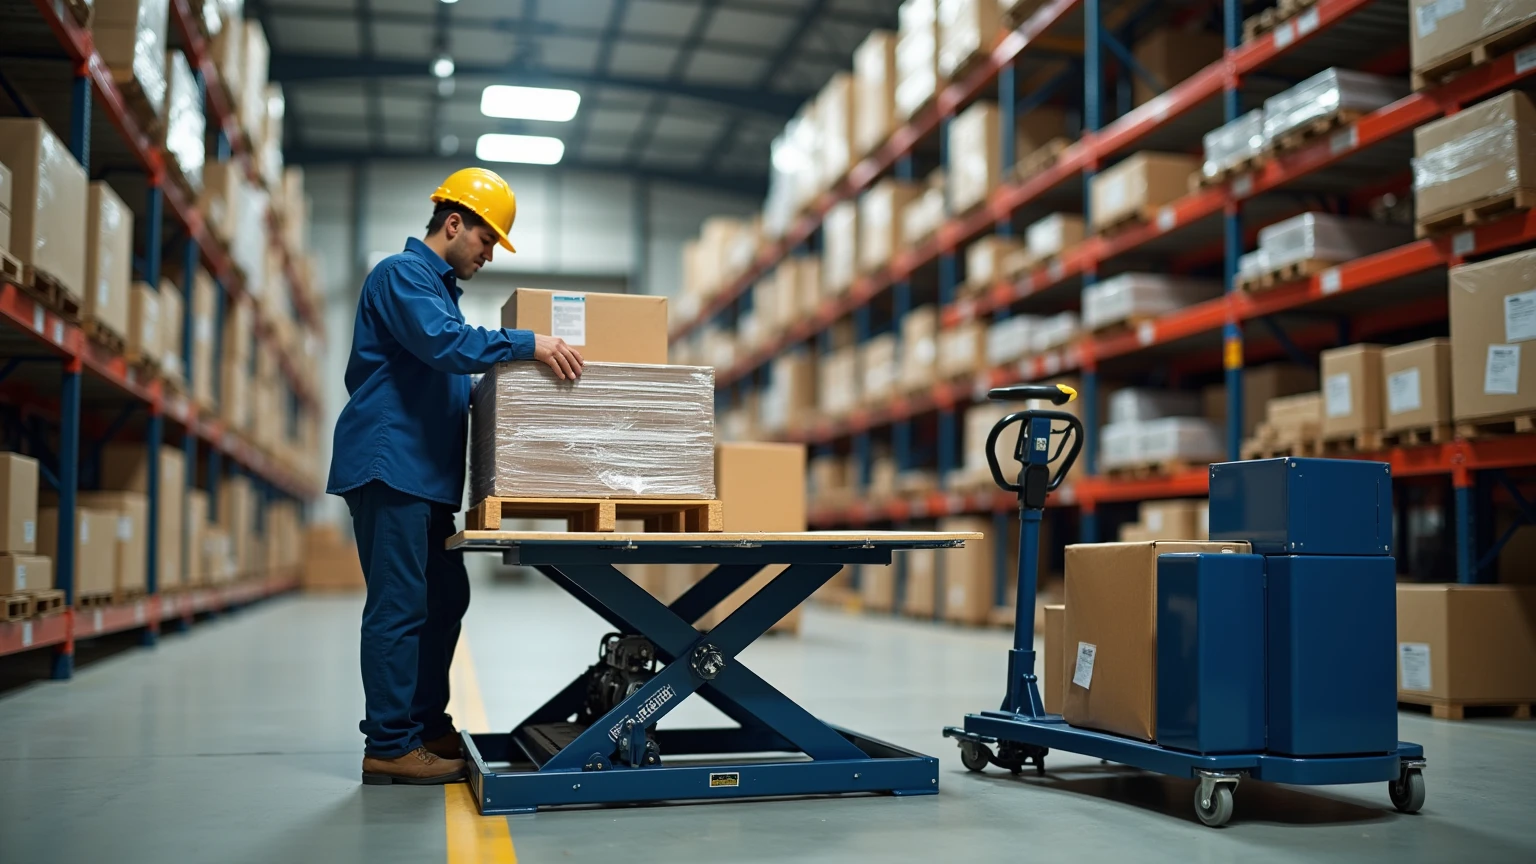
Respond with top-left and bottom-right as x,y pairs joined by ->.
470,362 -> 717,502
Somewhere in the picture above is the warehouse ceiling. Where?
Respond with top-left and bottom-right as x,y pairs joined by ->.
257,0 -> 904,193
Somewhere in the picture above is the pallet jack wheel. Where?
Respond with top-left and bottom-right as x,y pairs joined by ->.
1194,784 -> 1234,828
959,741 -> 992,773
1389,768 -> 1425,814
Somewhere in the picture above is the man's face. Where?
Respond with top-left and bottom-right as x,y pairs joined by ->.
443,214 -> 498,280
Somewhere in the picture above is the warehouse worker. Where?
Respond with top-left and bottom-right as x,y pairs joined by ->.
327,168 -> 584,786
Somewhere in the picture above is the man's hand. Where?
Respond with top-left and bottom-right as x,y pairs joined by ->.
534,334 -> 585,380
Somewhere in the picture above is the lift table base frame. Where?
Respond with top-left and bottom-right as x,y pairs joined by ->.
448,531 -> 974,815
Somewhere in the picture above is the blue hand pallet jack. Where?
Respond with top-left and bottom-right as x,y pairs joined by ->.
941,384 -> 1427,828
448,530 -> 977,814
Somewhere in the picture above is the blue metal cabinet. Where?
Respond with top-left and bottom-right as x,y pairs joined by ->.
1209,458 -> 1393,556
1156,553 -> 1267,754
1265,554 -> 1397,757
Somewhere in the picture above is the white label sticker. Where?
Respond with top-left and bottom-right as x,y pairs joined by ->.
1137,320 -> 1156,346
118,516 -> 132,541
1072,642 -> 1097,689
134,602 -> 145,624
80,519 -> 89,544
98,279 -> 110,307
1485,344 -> 1521,395
196,316 -> 212,343
93,610 -> 103,631
1156,207 -> 1176,232
1518,45 -> 1536,76
1297,7 -> 1320,34
1321,268 -> 1342,295
1330,127 -> 1358,155
1399,642 -> 1432,692
1504,289 -> 1536,342
1048,260 -> 1065,282
1416,5 -> 1438,35
24,521 -> 34,544
1273,21 -> 1296,49
550,293 -> 587,346
1146,510 -> 1164,531
32,306 -> 44,333
1452,230 -> 1475,257
1325,372 -> 1353,418
15,564 -> 25,590
1233,174 -> 1254,198
52,321 -> 63,344
21,621 -> 32,647
1388,368 -> 1423,415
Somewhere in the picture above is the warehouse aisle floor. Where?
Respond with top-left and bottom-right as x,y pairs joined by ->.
1,575 -> 1533,864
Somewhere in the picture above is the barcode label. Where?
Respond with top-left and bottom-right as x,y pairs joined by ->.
1452,231 -> 1475,257
1330,127 -> 1358,155
1321,268 -> 1342,295
1233,175 -> 1253,198
1156,207 -> 1176,232
1137,321 -> 1156,346
1273,21 -> 1296,49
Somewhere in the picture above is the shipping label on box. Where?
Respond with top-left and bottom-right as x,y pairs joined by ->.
502,289 -> 668,364
1450,248 -> 1536,421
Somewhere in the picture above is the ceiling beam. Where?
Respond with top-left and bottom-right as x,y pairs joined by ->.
640,0 -> 896,29
269,52 -> 808,117
566,0 -> 630,161
624,0 -> 724,165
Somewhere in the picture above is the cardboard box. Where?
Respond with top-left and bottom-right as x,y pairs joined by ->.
820,72 -> 858,184
0,452 -> 39,554
940,516 -> 995,625
158,279 -> 185,383
819,347 -> 859,418
199,161 -> 243,245
92,0 -> 171,119
0,160 -> 11,213
1410,0 -> 1536,72
38,506 -> 116,597
240,21 -> 270,145
128,282 -> 162,365
699,443 -> 808,633
1062,540 -> 1251,741
937,321 -> 985,379
949,101 -> 1001,215
1025,213 -> 1085,262
1397,584 -> 1536,704
1265,391 -> 1323,440
1137,499 -> 1206,540
860,180 -> 920,273
1090,152 -> 1200,231
0,119 -> 88,303
1241,364 -> 1317,439
1450,248 -> 1536,422
100,444 -> 184,591
861,334 -> 899,407
303,523 -> 365,591
187,489 -> 208,586
501,288 -> 668,365
1132,27 -> 1225,107
896,0 -> 940,122
854,30 -> 899,157
937,0 -> 1001,80
1320,344 -> 1385,439
902,547 -> 938,617
900,306 -> 939,392
1413,91 -> 1536,220
77,491 -> 147,595
192,269 -> 217,409
0,553 -> 51,593
1382,338 -> 1453,432
1044,603 -> 1067,714
965,235 -> 1024,291
760,353 -> 817,435
822,201 -> 859,297
84,182 -> 133,341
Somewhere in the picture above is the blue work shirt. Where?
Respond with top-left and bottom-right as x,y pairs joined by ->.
327,237 -> 535,508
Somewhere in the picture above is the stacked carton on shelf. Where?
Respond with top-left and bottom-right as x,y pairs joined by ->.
93,0 -> 171,123
0,118 -> 88,306
0,453 -> 51,597
84,182 -> 134,344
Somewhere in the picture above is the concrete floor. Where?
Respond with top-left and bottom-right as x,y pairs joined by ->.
1,573 -> 1533,863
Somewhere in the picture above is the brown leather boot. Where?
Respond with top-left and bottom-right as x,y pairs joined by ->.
423,731 -> 464,760
361,746 -> 466,785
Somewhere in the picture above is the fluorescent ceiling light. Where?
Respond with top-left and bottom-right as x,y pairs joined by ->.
480,85 -> 581,122
440,0 -> 458,4
432,55 -> 455,78
476,133 -> 565,165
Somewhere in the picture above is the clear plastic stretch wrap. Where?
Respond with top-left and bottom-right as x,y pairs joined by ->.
1412,90 -> 1536,219
1202,109 -> 1264,178
1238,249 -> 1269,281
1108,388 -> 1204,424
1030,311 -> 1079,353
133,0 -> 171,116
164,50 -> 205,191
1262,68 -> 1407,143
470,362 -> 717,503
1081,273 -> 1222,331
1100,422 -> 1141,468
986,315 -> 1036,367
1256,212 -> 1412,268
1138,417 -> 1224,464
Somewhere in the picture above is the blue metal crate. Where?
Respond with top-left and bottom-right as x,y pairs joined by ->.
1157,553 -> 1267,754
1266,554 -> 1398,757
1208,458 -> 1393,556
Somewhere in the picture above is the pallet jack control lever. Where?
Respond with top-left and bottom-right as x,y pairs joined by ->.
984,394 -> 1084,509
986,383 -> 1077,405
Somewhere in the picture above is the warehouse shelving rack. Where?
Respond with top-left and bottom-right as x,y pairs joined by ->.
670,0 -> 1536,595
0,0 -> 322,672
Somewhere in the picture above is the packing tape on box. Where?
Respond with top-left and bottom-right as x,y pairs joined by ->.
1413,119 -> 1523,191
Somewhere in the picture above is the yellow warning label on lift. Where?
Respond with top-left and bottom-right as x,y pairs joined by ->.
1224,337 -> 1243,371
709,772 -> 740,788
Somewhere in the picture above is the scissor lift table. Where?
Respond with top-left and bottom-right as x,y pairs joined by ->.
447,528 -> 979,815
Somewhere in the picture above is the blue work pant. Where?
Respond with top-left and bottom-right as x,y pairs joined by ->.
344,481 -> 470,757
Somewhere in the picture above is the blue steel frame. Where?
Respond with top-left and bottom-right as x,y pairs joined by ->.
449,537 -> 957,814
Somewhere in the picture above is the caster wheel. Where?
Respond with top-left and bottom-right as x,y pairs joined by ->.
1194,785 -> 1234,828
959,741 -> 992,773
1389,769 -> 1425,814
1035,758 -> 1046,777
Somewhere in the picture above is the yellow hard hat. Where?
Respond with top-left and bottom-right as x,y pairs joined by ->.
430,167 -> 517,253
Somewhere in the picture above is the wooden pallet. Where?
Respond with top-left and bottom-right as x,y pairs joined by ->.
1236,258 -> 1338,292
1015,137 -> 1071,182
1455,412 -> 1536,439
1399,696 -> 1533,721
1411,18 -> 1536,91
19,265 -> 83,322
28,589 -> 65,617
2,594 -> 32,622
1194,151 -> 1272,190
113,587 -> 149,605
1093,207 -> 1156,238
1242,0 -> 1319,43
1103,460 -> 1199,480
1267,108 -> 1364,155
1381,424 -> 1453,448
465,496 -> 724,532
1088,314 -> 1158,339
1415,188 -> 1536,238
1322,429 -> 1385,454
84,319 -> 128,355
0,248 -> 22,284
1240,437 -> 1323,460
74,592 -> 116,610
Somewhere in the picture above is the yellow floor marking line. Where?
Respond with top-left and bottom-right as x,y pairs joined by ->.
445,633 -> 517,864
